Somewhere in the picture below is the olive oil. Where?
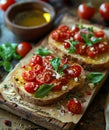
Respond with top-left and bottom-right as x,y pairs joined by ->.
13,10 -> 51,27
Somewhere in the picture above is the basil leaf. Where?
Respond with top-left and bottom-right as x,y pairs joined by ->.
3,61 -> 13,72
35,84 -> 54,98
50,57 -> 60,71
58,64 -> 69,74
87,72 -> 105,84
36,47 -> 52,56
91,37 -> 103,44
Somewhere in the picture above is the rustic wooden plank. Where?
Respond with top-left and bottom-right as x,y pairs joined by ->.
0,14 -> 109,130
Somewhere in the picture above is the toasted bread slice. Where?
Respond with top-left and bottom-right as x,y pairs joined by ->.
48,24 -> 109,71
12,52 -> 85,106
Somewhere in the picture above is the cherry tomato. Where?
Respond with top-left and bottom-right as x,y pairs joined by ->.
65,64 -> 82,78
63,42 -> 70,49
86,45 -> 99,58
33,64 -> 44,74
74,32 -> 83,42
0,0 -> 15,11
66,98 -> 82,114
77,3 -> 95,20
30,55 -> 42,67
22,70 -> 36,82
94,30 -> 105,38
36,70 -> 53,84
71,25 -> 80,34
98,42 -> 108,53
58,24 -> 70,32
17,42 -> 32,57
99,2 -> 109,21
24,82 -> 39,93
75,42 -> 86,55
52,85 -> 62,92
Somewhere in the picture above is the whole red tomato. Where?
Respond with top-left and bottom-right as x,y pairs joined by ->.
99,2 -> 109,21
66,98 -> 82,114
77,3 -> 95,20
17,42 -> 32,57
0,0 -> 16,11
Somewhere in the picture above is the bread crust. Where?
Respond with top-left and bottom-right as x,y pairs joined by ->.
48,24 -> 109,71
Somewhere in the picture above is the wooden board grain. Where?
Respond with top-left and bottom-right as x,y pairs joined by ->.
0,14 -> 109,130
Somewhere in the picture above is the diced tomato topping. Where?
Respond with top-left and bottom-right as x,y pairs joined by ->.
52,85 -> 62,92
22,70 -> 36,81
66,98 -> 82,114
71,25 -> 80,34
24,82 -> 39,93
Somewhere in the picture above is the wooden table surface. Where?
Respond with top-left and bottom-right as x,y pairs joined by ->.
0,0 -> 109,130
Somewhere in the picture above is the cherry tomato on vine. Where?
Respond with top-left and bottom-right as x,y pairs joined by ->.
0,0 -> 15,11
17,42 -> 32,57
99,2 -> 109,21
77,3 -> 95,20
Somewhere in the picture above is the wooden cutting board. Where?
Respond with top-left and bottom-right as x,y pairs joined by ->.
0,14 -> 109,130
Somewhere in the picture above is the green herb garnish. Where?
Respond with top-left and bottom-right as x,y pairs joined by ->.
87,72 -> 105,84
36,47 -> 52,56
0,43 -> 21,72
50,57 -> 60,71
65,38 -> 78,53
35,84 -> 54,98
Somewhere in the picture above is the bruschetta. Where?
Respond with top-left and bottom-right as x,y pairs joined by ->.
12,47 -> 85,106
48,24 -> 109,71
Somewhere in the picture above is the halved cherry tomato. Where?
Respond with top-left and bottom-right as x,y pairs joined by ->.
0,0 -> 15,11
99,2 -> 109,21
36,70 -> 53,84
33,64 -> 44,74
63,42 -> 70,49
94,30 -> 105,38
77,3 -> 95,20
98,42 -> 108,53
75,42 -> 86,55
65,64 -> 82,78
74,32 -> 83,42
24,82 -> 39,93
52,85 -> 62,92
58,24 -> 70,32
86,45 -> 99,58
66,98 -> 82,114
22,70 -> 36,82
17,42 -> 32,57
30,55 -> 42,67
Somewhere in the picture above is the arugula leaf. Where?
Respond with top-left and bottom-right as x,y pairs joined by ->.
87,72 -> 105,84
36,47 -> 52,56
35,84 -> 54,98
50,57 -> 60,71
